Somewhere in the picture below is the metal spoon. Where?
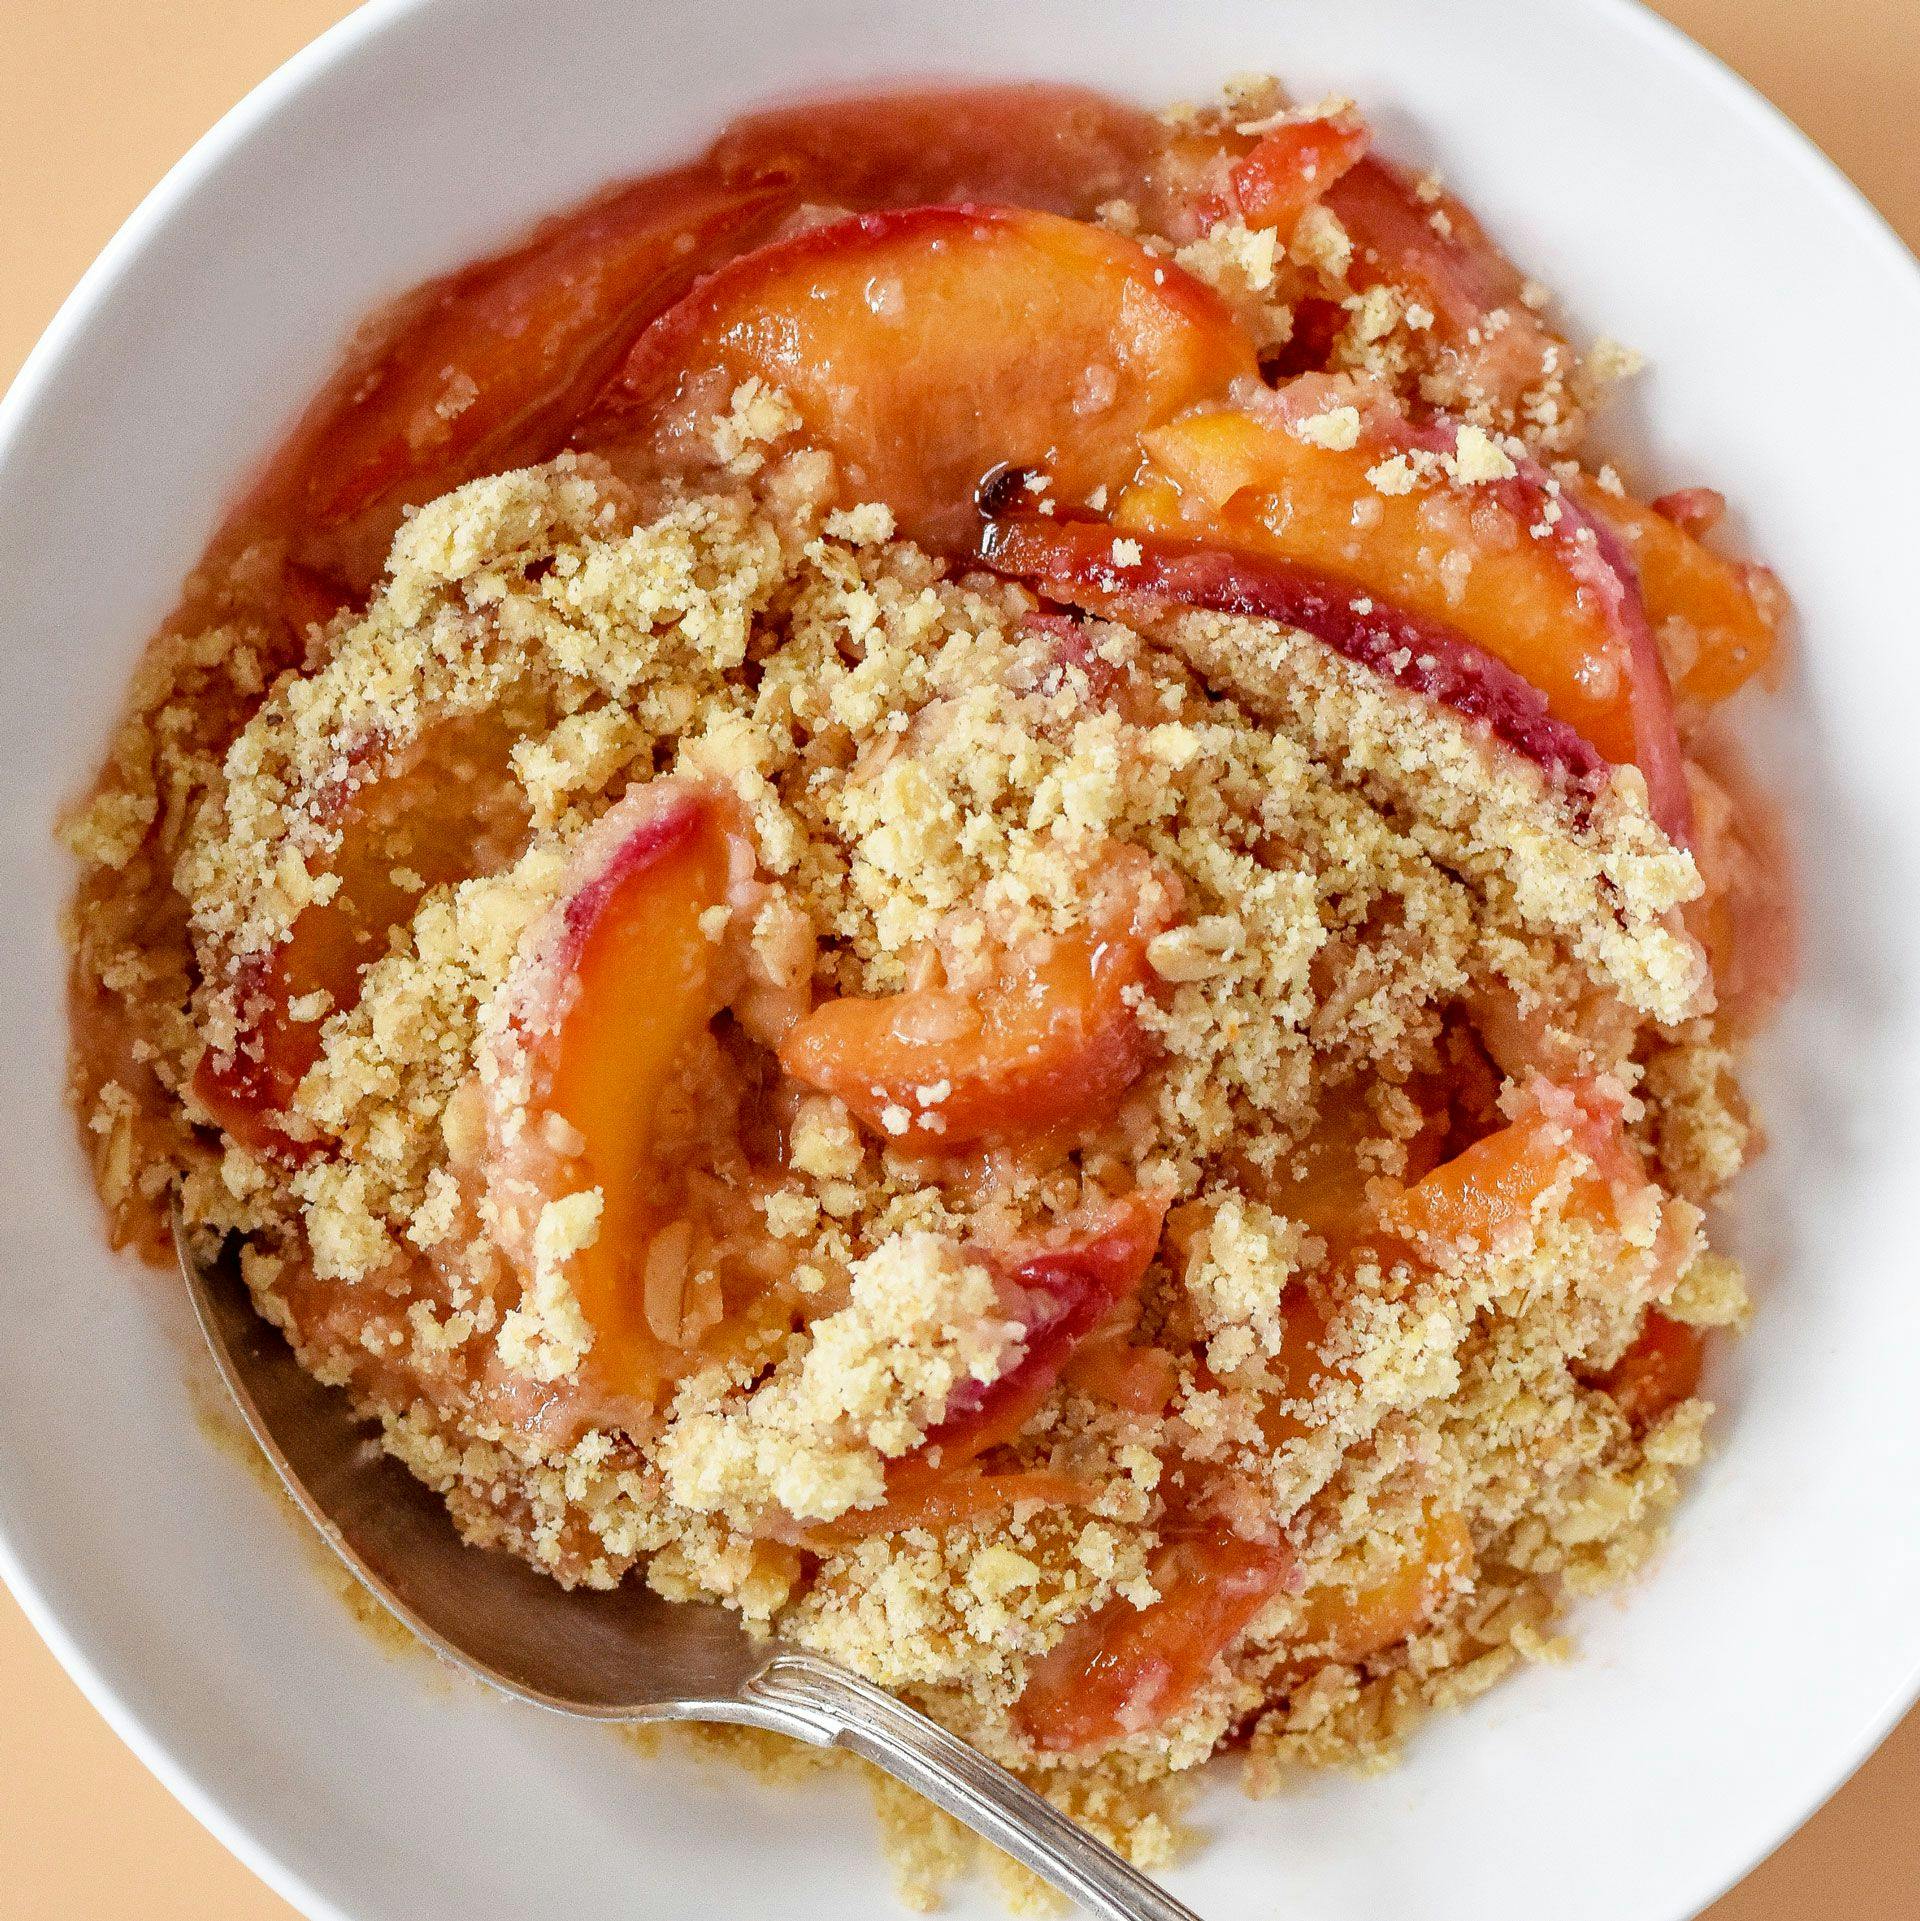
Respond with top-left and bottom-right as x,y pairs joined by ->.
172,1212 -> 1202,1921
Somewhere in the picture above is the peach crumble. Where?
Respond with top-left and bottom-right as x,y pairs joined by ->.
63,78 -> 1788,1899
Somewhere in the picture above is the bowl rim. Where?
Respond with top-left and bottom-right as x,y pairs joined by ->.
4,2 -> 1919,1918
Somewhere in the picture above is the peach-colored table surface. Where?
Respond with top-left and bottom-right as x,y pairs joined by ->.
3,2 -> 1916,1916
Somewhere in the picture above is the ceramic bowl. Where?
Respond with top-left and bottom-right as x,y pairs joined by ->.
3,1 -> 1918,1916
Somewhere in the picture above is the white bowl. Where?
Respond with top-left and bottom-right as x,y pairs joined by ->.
4,1 -> 1918,1916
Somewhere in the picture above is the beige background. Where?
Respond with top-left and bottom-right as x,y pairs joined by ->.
1,0 -> 1915,1914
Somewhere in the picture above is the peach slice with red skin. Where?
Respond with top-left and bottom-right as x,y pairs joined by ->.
1585,1311 -> 1705,1429
194,716 -> 524,1159
231,87 -> 1178,578
1106,398 -> 1692,839
706,84 -> 1160,221
587,203 -> 1259,549
1376,1076 -> 1702,1326
1652,487 -> 1727,540
795,1193 -> 1167,1543
484,778 -> 755,1407
243,171 -> 789,580
1015,1522 -> 1295,1752
1230,115 -> 1371,237
909,1193 -> 1168,1477
1388,1072 -> 1704,1323
778,891 -> 1169,1151
979,513 -> 1613,813
1328,158 -> 1528,329
1579,480 -> 1785,708
1137,123 -> 1561,410
1325,156 -> 1566,416
1133,103 -> 1367,243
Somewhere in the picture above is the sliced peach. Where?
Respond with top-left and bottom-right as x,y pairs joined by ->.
589,204 -> 1258,548
1586,1311 -> 1704,1428
1248,1286 -> 1340,1449
1230,114 -> 1371,236
1246,1048 -> 1500,1242
778,901 -> 1165,1151
194,715 -> 524,1157
707,84 -> 1159,220
978,512 -> 1612,808
1651,487 -> 1727,539
1109,400 -> 1691,838
484,779 -> 754,1405
1059,1318 -> 1181,1416
244,171 -> 788,578
1258,1073 -> 1474,1250
1228,1089 -> 1640,1451
805,1194 -> 1165,1540
907,1193 -> 1167,1483
1164,1197 -> 1337,1445
1325,156 -> 1564,415
1580,480 -> 1785,707
1134,118 -> 1254,241
1287,1510 -> 1474,1666
1373,1100 -> 1568,1252
1133,102 -> 1367,245
1015,1523 -> 1294,1752
793,1469 -> 1096,1549
1327,157 -> 1528,328
1376,1077 -> 1642,1255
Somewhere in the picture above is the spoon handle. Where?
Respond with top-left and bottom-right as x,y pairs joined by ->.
743,1652 -> 1205,1921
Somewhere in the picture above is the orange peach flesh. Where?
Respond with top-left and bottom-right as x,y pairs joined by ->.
1259,1077 -> 1459,1249
1015,1525 -> 1295,1752
793,1468 -> 1097,1548
1016,1081 -> 1644,1750
194,717 -> 524,1156
777,921 -> 1157,1150
597,203 -> 1259,548
1120,408 -> 1664,777
1059,1321 -> 1181,1415
1583,482 -> 1783,706
499,786 -> 738,1405
243,172 -> 788,579
1230,116 -> 1370,236
1376,1077 -> 1642,1254
1588,1311 -> 1705,1428
1258,1082 -> 1643,1442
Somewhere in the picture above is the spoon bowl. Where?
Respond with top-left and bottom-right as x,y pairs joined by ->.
171,1210 -> 1200,1921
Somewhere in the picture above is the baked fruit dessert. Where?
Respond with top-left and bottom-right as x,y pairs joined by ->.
64,77 -> 1788,1895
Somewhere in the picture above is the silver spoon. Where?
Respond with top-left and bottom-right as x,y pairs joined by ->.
172,1211 -> 1203,1921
